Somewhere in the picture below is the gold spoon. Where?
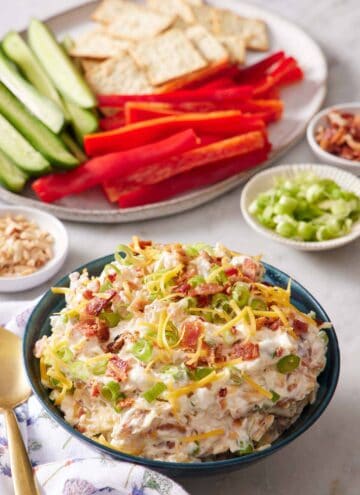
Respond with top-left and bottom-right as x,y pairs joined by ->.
0,327 -> 39,494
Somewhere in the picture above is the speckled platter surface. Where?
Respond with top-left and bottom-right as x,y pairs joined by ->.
0,0 -> 327,223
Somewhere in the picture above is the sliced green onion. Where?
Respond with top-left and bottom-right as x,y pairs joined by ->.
142,382 -> 166,403
184,243 -> 213,257
56,347 -> 73,363
99,279 -> 112,292
165,321 -> 179,347
270,390 -> 280,403
131,339 -> 153,363
274,196 -> 298,215
115,244 -> 135,265
276,354 -> 300,374
230,367 -> 243,384
188,367 -> 213,381
100,310 -> 121,328
68,361 -> 90,381
275,219 -> 297,238
236,442 -> 254,455
189,275 -> 205,287
212,293 -> 231,313
161,364 -> 187,381
297,221 -> 316,241
250,298 -> 267,311
319,330 -> 329,345
185,296 -> 197,309
232,282 -> 250,308
101,381 -> 123,402
191,441 -> 200,456
89,357 -> 109,376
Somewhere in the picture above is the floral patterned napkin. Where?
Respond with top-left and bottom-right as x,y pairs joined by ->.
0,301 -> 189,495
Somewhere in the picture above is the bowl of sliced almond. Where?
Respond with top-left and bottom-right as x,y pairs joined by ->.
307,102 -> 360,174
0,206 -> 68,292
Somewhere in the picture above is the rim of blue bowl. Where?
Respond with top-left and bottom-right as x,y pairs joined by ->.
23,254 -> 340,473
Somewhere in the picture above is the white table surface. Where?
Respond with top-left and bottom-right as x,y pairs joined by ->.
1,1 -> 359,494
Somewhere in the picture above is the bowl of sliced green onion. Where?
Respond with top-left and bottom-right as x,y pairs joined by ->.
241,164 -> 360,250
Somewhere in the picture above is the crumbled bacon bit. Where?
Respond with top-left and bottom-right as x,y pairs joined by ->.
107,272 -> 117,283
138,239 -> 152,248
189,283 -> 224,297
293,318 -> 308,335
256,316 -> 267,330
197,295 -> 209,307
218,387 -> 227,398
181,320 -> 203,350
106,356 -> 129,382
241,258 -> 259,281
270,318 -> 282,331
231,342 -> 260,360
90,382 -> 100,397
118,397 -> 134,409
83,289 -> 93,300
175,282 -> 191,295
315,110 -> 360,161
106,334 -> 126,353
275,347 -> 284,357
225,267 -> 238,277
158,423 -> 186,433
86,290 -> 116,316
74,315 -> 110,342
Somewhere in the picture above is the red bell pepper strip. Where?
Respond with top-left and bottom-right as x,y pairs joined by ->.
234,51 -> 286,83
102,130 -> 266,202
275,66 -> 304,85
117,144 -> 271,208
97,86 -> 254,107
118,96 -> 283,114
158,59 -> 231,93
194,76 -> 236,91
99,112 -> 126,131
253,57 -> 299,96
185,52 -> 286,90
32,129 -> 199,203
84,111 -> 265,156
124,102 -> 181,125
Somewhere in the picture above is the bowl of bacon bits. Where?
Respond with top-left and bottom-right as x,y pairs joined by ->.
0,206 -> 68,292
307,103 -> 360,173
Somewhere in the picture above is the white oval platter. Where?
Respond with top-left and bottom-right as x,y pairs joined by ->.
0,0 -> 327,223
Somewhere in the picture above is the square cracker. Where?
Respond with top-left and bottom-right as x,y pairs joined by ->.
85,52 -> 154,94
146,0 -> 195,24
183,0 -> 203,5
186,25 -> 228,63
81,59 -> 103,73
213,9 -> 269,51
70,28 -> 133,59
191,4 -> 217,32
131,28 -> 207,86
217,35 -> 246,64
93,0 -> 175,40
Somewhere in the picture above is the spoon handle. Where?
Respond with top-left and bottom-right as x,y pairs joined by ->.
4,409 -> 39,495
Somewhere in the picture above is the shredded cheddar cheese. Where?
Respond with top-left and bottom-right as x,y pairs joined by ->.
242,373 -> 273,400
182,428 -> 225,443
166,371 -> 225,399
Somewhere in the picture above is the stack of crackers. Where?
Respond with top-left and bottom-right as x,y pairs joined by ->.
70,0 -> 269,95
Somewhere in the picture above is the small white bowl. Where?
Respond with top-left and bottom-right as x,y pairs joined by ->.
307,102 -> 360,174
0,206 -> 68,292
240,163 -> 360,251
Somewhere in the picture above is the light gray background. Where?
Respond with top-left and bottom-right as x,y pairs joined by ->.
1,1 -> 359,494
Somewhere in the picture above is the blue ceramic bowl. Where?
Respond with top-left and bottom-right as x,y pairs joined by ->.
23,255 -> 340,477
